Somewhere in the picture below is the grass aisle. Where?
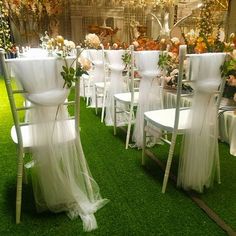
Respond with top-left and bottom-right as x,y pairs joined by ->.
0,79 -> 234,235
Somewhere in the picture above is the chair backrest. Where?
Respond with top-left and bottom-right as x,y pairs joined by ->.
0,48 -> 26,149
106,49 -> 126,68
134,50 -> 160,79
128,45 -> 135,101
87,46 -> 106,84
75,46 -> 82,132
100,44 -> 109,87
187,52 -> 226,110
175,46 -> 226,129
176,50 -> 226,193
0,48 -> 81,142
173,45 -> 187,131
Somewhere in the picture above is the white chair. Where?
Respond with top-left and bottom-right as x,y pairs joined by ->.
1,49 -> 33,224
0,49 -> 81,224
87,48 -> 105,109
132,50 -> 163,149
0,48 -> 109,230
78,49 -> 93,106
113,45 -> 139,149
94,45 -> 110,122
104,49 -> 127,126
142,45 -> 226,193
81,73 -> 93,106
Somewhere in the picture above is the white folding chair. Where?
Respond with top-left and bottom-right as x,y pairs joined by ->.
81,73 -> 93,107
142,45 -> 226,193
94,45 -> 110,122
86,47 -> 106,111
0,48 -> 80,224
113,45 -> 139,149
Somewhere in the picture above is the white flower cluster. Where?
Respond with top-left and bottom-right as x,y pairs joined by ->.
78,57 -> 92,71
44,35 -> 76,57
84,33 -> 101,49
171,37 -> 180,45
64,40 -> 76,52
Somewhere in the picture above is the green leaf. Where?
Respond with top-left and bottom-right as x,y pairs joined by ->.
69,67 -> 75,74
62,66 -> 68,73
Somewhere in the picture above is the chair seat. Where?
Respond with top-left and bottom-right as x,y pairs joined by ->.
11,120 -> 76,148
114,92 -> 139,104
144,108 -> 190,132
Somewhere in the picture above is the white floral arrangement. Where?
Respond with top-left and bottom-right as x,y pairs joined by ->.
84,33 -> 101,49
46,35 -> 76,57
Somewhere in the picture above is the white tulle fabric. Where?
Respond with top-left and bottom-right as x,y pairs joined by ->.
7,57 -> 108,231
20,48 -> 49,58
87,49 -> 105,108
132,51 -> 162,148
105,50 -> 127,126
177,53 -> 226,193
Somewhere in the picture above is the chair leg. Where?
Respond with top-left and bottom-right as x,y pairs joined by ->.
83,77 -> 86,101
101,88 -> 106,123
142,119 -> 147,165
23,165 -> 28,185
216,144 -> 221,184
95,86 -> 98,115
16,149 -> 24,224
162,134 -> 177,193
114,99 -> 117,135
86,78 -> 91,106
125,104 -> 133,149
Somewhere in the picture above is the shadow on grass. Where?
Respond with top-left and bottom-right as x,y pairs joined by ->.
3,174 -> 65,224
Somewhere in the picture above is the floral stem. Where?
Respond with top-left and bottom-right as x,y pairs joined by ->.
51,81 -> 67,141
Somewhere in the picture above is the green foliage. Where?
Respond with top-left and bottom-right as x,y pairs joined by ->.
158,51 -> 172,70
60,63 -> 88,88
59,49 -> 89,88
121,51 -> 131,68
60,65 -> 76,88
220,54 -> 236,78
76,66 -> 88,78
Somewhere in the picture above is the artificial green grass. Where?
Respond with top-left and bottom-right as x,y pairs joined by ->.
0,78 -> 235,235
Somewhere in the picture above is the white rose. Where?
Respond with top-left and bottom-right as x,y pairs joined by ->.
64,39 -> 69,47
85,33 -> 101,49
67,40 -> 75,49
170,69 -> 179,76
113,43 -> 118,49
78,57 -> 92,71
160,38 -> 166,44
230,33 -> 235,39
171,37 -> 180,45
132,41 -> 139,48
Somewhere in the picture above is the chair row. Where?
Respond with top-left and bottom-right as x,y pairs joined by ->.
81,46 -> 164,150
84,45 -> 227,195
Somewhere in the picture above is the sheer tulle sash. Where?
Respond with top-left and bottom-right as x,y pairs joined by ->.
177,53 -> 225,192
